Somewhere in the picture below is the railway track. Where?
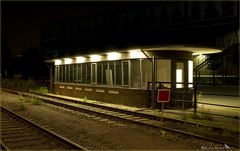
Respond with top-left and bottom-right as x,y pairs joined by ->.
0,106 -> 88,150
2,88 -> 239,148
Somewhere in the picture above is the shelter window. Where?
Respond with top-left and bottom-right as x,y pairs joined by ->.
115,61 -> 122,86
77,64 -> 82,83
97,62 -> 103,85
70,65 -> 74,83
103,62 -> 108,85
188,60 -> 193,88
131,60 -> 141,88
156,59 -> 171,88
86,63 -> 91,84
55,66 -> 59,82
176,62 -> 184,88
142,59 -> 152,88
91,63 -> 97,84
82,64 -> 87,84
122,60 -> 130,86
65,65 -> 69,83
109,61 -> 114,86
60,65 -> 65,82
74,64 -> 78,83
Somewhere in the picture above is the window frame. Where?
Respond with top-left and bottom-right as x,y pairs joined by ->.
121,60 -> 130,86
91,63 -> 97,84
55,66 -> 59,82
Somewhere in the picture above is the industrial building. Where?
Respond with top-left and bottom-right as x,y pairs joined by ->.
43,1 -> 238,107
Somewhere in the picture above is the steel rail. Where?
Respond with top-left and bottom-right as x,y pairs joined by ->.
0,141 -> 9,151
33,91 -> 239,132
2,88 -> 239,148
0,106 -> 88,151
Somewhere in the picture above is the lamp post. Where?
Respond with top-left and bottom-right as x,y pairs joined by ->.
151,56 -> 156,109
140,49 -> 157,110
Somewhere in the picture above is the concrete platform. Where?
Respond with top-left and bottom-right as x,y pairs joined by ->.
48,93 -> 239,132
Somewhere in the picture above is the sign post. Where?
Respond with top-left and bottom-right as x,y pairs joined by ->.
157,89 -> 171,122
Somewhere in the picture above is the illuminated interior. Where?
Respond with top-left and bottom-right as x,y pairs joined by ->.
54,59 -> 62,65
64,58 -> 72,64
107,52 -> 122,60
90,55 -> 102,62
129,50 -> 146,59
76,57 -> 86,63
176,62 -> 184,88
188,60 -> 193,88
50,46 -> 221,90
176,69 -> 183,88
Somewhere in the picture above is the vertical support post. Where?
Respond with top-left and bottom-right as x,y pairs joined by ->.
194,83 -> 197,113
151,56 -> 156,109
50,64 -> 53,93
161,102 -> 164,122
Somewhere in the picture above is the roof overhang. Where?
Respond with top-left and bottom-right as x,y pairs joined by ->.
142,45 -> 222,56
45,45 -> 222,65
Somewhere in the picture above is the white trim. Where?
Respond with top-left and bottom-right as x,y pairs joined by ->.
75,87 -> 82,91
96,89 -> 105,93
85,88 -> 93,92
109,90 -> 119,94
67,86 -> 73,89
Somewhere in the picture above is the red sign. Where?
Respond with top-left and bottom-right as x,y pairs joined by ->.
157,89 -> 170,102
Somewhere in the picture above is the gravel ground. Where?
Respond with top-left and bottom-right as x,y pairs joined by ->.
0,91 -> 226,150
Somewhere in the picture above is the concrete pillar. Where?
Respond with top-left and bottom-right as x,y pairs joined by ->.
50,64 -> 53,93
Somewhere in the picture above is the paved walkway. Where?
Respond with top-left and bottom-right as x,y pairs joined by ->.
48,93 -> 239,132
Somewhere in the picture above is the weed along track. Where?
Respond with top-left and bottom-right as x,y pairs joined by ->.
2,88 -> 240,149
0,106 -> 88,150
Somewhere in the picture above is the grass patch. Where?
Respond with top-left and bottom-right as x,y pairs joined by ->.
24,96 -> 32,103
19,103 -> 26,111
189,113 -> 201,119
34,86 -> 48,94
83,96 -> 87,102
30,98 -> 42,105
18,94 -> 25,102
1,78 -> 38,92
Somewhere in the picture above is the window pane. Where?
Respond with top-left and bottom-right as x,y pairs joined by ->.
69,65 -> 74,83
109,61 -> 114,86
188,60 -> 193,88
60,65 -> 65,82
91,63 -> 97,84
65,65 -> 69,83
176,62 -> 184,88
156,59 -> 171,88
82,64 -> 86,84
78,64 -> 82,83
142,59 -> 152,88
87,63 -> 91,84
115,61 -> 122,86
55,66 -> 59,82
74,64 -> 78,83
131,60 -> 140,88
122,61 -> 129,86
103,62 -> 108,85
97,63 -> 102,84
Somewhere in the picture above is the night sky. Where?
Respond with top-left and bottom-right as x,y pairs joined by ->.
1,1 -> 160,78
2,1 -> 156,56
2,1 -> 238,79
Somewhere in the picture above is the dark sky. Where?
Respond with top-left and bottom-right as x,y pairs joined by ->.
2,1 -> 153,56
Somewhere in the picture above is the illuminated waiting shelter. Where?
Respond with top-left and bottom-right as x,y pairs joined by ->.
47,45 -> 221,107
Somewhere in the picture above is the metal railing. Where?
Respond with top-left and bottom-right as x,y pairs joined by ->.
147,81 -> 240,119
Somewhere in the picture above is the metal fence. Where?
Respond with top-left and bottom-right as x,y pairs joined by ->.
147,82 -> 240,119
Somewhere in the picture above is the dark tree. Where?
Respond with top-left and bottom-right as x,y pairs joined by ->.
1,38 -> 11,78
22,47 -> 49,79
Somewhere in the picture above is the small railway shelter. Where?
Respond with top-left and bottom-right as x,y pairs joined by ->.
45,45 -> 221,108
